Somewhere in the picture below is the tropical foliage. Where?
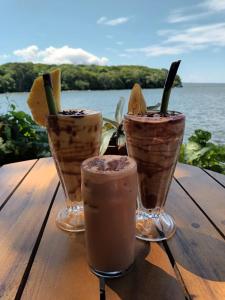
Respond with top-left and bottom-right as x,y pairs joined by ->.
0,63 -> 182,93
179,129 -> 225,174
0,104 -> 50,165
101,97 -> 126,155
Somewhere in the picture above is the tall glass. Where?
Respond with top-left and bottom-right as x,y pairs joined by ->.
81,155 -> 137,278
124,112 -> 185,241
47,110 -> 102,232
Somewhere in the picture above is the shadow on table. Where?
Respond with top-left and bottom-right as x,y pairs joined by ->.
165,227 -> 225,282
106,240 -> 185,300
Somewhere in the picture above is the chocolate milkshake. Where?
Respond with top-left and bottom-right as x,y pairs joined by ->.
81,155 -> 137,277
124,112 -> 185,209
124,112 -> 185,241
47,109 -> 102,232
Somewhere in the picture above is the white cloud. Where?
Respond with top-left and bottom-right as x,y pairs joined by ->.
126,22 -> 225,57
157,29 -> 178,36
116,41 -> 124,45
97,17 -> 107,24
14,45 -> 39,61
118,53 -> 132,58
127,45 -> 184,57
13,45 -> 108,65
168,0 -> 225,23
204,0 -> 225,11
97,16 -> 130,26
168,11 -> 210,23
166,23 -> 225,47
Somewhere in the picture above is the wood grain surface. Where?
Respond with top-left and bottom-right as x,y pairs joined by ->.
0,159 -> 36,209
0,158 -> 58,299
22,186 -> 185,300
1,158 -> 225,300
204,169 -> 225,188
174,163 -> 225,236
165,179 -> 225,300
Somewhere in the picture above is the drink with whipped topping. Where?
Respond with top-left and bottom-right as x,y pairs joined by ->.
47,109 -> 102,232
81,155 -> 137,277
124,111 -> 185,241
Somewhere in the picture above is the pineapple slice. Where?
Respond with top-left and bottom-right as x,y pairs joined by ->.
27,69 -> 61,126
128,83 -> 147,115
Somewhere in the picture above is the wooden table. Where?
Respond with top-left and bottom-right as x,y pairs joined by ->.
0,157 -> 224,300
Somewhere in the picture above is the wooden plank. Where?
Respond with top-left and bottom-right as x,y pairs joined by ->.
21,187 -> 99,300
0,157 -> 58,299
204,169 -> 225,188
165,180 -> 225,300
175,163 -> 225,235
104,242 -> 186,300
0,159 -> 37,209
22,186 -> 185,300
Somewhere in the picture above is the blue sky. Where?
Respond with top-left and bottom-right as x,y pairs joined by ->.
1,0 -> 225,82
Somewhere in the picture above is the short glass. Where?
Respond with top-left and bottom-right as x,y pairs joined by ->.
81,155 -> 137,278
47,110 -> 102,232
124,112 -> 185,241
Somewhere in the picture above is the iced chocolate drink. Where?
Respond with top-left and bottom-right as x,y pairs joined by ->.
47,109 -> 102,232
124,112 -> 185,241
81,155 -> 137,277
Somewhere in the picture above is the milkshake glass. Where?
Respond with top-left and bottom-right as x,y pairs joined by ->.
81,155 -> 137,278
47,110 -> 102,232
124,112 -> 185,241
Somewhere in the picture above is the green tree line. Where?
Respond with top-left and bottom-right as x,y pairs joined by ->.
0,62 -> 182,93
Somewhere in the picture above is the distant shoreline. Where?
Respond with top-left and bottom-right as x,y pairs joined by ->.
1,82 -> 225,95
0,62 -> 182,93
183,82 -> 225,84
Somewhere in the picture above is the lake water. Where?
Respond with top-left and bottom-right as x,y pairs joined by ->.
0,83 -> 225,143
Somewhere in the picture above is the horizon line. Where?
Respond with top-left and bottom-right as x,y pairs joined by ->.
183,81 -> 225,84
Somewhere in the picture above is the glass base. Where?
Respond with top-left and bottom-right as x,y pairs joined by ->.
56,203 -> 85,232
136,209 -> 176,242
90,263 -> 134,278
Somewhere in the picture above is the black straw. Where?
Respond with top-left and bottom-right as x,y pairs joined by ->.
43,73 -> 57,115
99,277 -> 106,300
160,60 -> 181,115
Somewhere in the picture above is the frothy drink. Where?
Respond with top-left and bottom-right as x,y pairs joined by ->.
47,110 -> 102,204
81,155 -> 137,275
124,112 -> 185,209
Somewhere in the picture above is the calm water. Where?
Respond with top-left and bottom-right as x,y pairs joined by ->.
0,83 -> 225,143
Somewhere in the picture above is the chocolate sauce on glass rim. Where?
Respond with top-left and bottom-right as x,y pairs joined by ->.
58,110 -> 86,117
132,110 -> 182,118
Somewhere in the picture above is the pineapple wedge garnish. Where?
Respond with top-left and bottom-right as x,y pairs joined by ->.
128,83 -> 147,115
27,69 -> 61,127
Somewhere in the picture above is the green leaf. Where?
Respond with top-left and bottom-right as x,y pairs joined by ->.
179,144 -> 185,163
189,129 -> 211,145
115,97 -> 125,124
100,128 -> 116,155
102,122 -> 116,132
3,126 -> 11,139
9,103 -> 16,111
191,146 -> 211,163
103,117 -> 118,128
185,141 -> 201,162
